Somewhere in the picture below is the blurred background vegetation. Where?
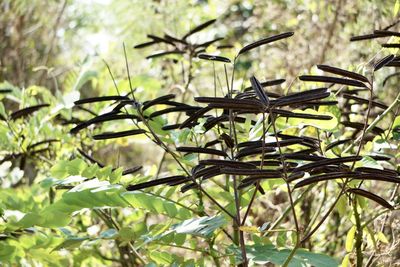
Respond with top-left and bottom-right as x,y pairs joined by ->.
2,0 -> 397,168
1,0 -> 400,266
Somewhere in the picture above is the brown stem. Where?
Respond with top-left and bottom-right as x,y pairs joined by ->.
319,0 -> 343,63
38,0 -> 68,85
241,113 -> 268,225
353,198 -> 363,267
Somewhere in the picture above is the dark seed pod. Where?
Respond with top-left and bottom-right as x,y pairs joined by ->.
250,76 -> 269,107
195,38 -> 225,49
74,96 -> 128,105
325,139 -> 351,151
77,148 -> 105,167
148,106 -> 200,119
70,114 -> 139,134
146,50 -> 184,59
289,156 -> 362,179
342,94 -> 388,109
243,79 -> 286,91
27,139 -> 60,150
163,33 -> 188,45
162,124 -> 181,131
204,139 -> 221,148
374,55 -> 395,71
299,75 -> 367,88
199,159 -> 256,169
272,109 -> 332,120
220,133 -> 234,148
133,41 -> 157,49
198,54 -> 231,63
238,32 -> 294,55
176,146 -> 228,157
193,166 -> 221,179
343,121 -> 384,135
147,34 -> 176,46
350,33 -> 387,42
294,172 -> 400,189
382,43 -> 400,48
374,30 -> 400,37
0,89 -> 12,94
180,107 -> 212,129
142,94 -> 176,111
347,188 -> 393,210
273,89 -> 330,107
93,129 -> 146,140
317,65 -> 369,83
10,104 -> 50,120
182,19 -> 217,40
126,175 -> 188,191
122,166 -> 142,175
220,167 -> 282,176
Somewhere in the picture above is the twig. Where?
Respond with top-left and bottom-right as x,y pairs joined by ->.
319,0 -> 343,63
38,0 -> 67,85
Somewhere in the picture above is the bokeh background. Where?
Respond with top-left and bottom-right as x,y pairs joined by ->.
1,0 -> 400,266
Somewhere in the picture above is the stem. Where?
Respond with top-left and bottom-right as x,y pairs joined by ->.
241,113 -> 267,225
269,110 -> 301,267
343,90 -> 400,154
118,49 -> 236,220
270,112 -> 300,233
282,246 -> 299,267
265,185 -> 314,237
301,180 -> 348,243
302,80 -> 375,244
94,210 -> 146,266
303,183 -> 327,234
352,198 -> 363,267
365,183 -> 400,266
138,109 -> 236,220
225,59 -> 247,266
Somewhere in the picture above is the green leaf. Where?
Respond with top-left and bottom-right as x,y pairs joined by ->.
360,156 -> 383,170
377,231 -> 389,243
99,229 -> 119,239
81,165 -> 100,178
346,226 -> 356,252
174,233 -> 186,246
0,102 -> 6,118
110,167 -> 123,183
394,0 -> 400,16
38,210 -> 72,228
13,180 -> 127,228
295,250 -> 339,267
50,160 -> 69,179
286,109 -> 338,131
119,227 -> 136,242
73,69 -> 97,92
148,119 -> 168,136
149,251 -> 174,265
0,243 -> 18,261
239,245 -> 339,267
53,236 -> 88,251
170,215 -> 226,237
63,90 -> 80,109
276,231 -> 287,247
122,191 -> 191,220
392,115 -> 400,140
66,158 -> 87,176
336,195 -> 347,217
96,166 -> 113,180
16,212 -> 44,228
341,254 -> 350,267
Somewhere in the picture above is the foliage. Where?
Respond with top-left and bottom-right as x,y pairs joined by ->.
1,1 -> 400,267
